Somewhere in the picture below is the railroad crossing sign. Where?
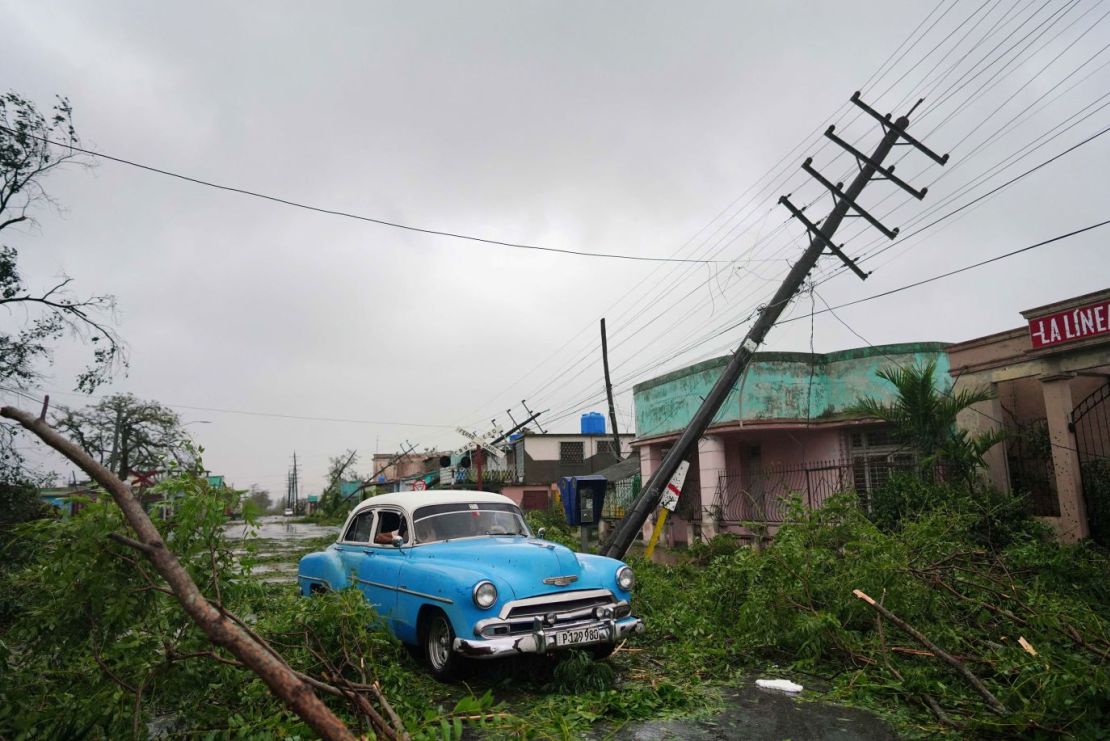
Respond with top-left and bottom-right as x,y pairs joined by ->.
456,427 -> 505,459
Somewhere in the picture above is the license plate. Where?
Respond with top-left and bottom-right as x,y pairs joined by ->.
553,625 -> 606,647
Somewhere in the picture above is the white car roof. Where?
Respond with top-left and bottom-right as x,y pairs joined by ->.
348,490 -> 518,517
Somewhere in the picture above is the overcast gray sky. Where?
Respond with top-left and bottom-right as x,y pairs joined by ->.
4,0 -> 1109,496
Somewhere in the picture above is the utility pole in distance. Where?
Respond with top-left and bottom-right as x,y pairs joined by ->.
600,318 -> 622,462
601,92 -> 948,559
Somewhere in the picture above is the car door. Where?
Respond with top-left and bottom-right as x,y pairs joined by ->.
334,509 -> 375,585
354,507 -> 407,620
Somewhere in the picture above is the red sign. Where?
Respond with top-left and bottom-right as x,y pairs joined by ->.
1028,299 -> 1110,349
412,480 -> 426,491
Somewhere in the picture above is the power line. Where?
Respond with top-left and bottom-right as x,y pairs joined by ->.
822,2 -> 1105,261
540,217 -> 1110,426
819,0 -> 1103,258
819,103 -> 1110,286
0,125 -> 737,266
518,41 -> 1110,422
453,2 -> 967,429
0,386 -> 457,429
793,217 -> 1110,323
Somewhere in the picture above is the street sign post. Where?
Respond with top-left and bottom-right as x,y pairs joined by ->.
644,461 -> 689,559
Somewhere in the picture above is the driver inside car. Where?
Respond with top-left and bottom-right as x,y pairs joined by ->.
373,512 -> 407,545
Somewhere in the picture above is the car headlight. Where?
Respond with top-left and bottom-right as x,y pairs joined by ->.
473,580 -> 498,609
616,566 -> 635,591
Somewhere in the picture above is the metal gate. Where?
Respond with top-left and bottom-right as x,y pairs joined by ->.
1071,383 -> 1110,546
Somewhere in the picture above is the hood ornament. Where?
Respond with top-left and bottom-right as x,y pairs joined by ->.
543,575 -> 578,586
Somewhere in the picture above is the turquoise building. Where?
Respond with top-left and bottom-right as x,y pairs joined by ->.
631,343 -> 950,544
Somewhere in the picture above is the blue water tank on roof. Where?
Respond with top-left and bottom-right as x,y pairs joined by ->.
580,412 -> 606,435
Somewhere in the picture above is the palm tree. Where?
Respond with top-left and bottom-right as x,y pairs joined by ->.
851,359 -> 1006,485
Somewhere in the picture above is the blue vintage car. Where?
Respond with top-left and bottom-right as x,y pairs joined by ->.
298,491 -> 643,677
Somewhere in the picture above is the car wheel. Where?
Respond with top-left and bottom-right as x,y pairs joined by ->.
590,643 -> 617,660
423,610 -> 460,679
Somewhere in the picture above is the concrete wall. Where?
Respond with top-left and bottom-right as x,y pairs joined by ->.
500,485 -> 555,508
518,433 -> 633,485
523,435 -> 631,461
634,343 -> 951,440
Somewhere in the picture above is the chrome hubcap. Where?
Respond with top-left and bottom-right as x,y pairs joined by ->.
428,617 -> 451,670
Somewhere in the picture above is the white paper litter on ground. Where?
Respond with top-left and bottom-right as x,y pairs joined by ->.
755,678 -> 803,693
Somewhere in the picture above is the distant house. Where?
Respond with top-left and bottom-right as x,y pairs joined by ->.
127,469 -> 227,517
369,451 -> 451,492
363,430 -> 635,512
495,431 -> 634,510
37,482 -> 100,517
632,343 -> 951,546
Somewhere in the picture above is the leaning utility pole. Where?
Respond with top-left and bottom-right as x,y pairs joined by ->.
601,92 -> 948,559
600,318 -> 622,462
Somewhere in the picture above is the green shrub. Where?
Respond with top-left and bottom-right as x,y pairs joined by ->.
684,532 -> 744,566
633,492 -> 1110,737
525,504 -> 578,549
551,650 -> 616,693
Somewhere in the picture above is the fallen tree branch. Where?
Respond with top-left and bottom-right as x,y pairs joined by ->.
875,590 -> 957,730
1062,622 -> 1110,661
370,681 -> 407,737
108,531 -> 156,554
1,405 -> 357,741
853,588 -> 1006,716
304,626 -> 408,741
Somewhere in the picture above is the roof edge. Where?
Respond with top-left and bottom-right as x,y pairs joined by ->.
632,342 -> 951,394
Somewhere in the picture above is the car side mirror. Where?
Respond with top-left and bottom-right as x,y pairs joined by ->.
392,535 -> 405,548
537,527 -> 547,540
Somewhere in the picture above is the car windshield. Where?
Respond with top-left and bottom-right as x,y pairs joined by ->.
413,502 -> 531,543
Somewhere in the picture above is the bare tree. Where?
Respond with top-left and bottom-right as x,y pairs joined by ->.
0,91 -> 125,394
322,449 -> 359,513
54,393 -> 191,480
246,484 -> 273,514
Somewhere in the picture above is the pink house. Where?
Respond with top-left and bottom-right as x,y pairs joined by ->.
631,343 -> 950,546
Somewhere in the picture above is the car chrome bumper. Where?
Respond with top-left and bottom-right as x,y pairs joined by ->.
452,616 -> 644,659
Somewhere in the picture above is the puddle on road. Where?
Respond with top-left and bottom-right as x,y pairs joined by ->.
222,515 -> 339,584
223,515 -> 339,542
611,684 -> 896,741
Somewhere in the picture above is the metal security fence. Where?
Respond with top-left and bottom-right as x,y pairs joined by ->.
603,474 -> 641,520
1071,383 -> 1110,546
1006,418 -> 1059,517
714,456 -> 919,524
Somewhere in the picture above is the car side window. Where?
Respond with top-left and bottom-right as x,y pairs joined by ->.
372,510 -> 408,546
343,511 -> 375,543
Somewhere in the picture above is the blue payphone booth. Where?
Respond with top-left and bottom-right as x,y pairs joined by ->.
558,474 -> 607,526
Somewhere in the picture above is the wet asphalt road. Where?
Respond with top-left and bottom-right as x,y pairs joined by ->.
613,684 -> 897,741
222,515 -> 338,582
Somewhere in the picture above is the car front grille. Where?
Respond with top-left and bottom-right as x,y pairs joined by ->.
492,589 -> 616,634
506,594 -> 614,619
